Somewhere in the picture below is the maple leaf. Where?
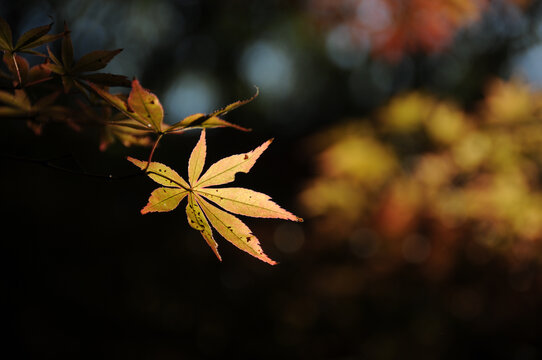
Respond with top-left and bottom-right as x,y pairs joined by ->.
44,23 -> 129,93
163,87 -> 259,134
0,88 -> 70,133
0,16 -> 65,56
88,79 -> 256,135
128,129 -> 302,264
0,16 -> 64,85
2,53 -> 52,87
88,78 -> 166,133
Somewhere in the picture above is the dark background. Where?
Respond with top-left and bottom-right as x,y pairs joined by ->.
2,0 -> 542,359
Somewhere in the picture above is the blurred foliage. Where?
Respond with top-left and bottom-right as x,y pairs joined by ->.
300,78 -> 542,264
308,0 -> 532,62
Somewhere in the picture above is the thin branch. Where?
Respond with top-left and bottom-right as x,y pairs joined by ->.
144,133 -> 164,171
1,152 -> 145,181
11,53 -> 22,86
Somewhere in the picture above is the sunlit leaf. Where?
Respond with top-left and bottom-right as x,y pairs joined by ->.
128,156 -> 190,189
143,187 -> 188,214
165,113 -> 250,133
196,187 -> 301,221
129,129 -> 302,263
127,78 -> 163,132
188,125 -> 206,185
195,193 -> 276,265
88,79 -> 161,131
209,86 -> 259,118
165,88 -> 258,133
187,193 -> 221,260
195,138 -> 272,188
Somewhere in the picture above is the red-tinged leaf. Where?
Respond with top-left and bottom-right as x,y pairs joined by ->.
141,187 -> 188,214
196,137 -> 272,188
80,73 -> 130,87
3,53 -> 29,84
87,82 -> 151,129
195,194 -> 277,265
187,193 -> 221,260
71,49 -> 122,73
0,17 -> 13,51
195,187 -> 302,221
188,129 -> 206,185
27,120 -> 43,135
127,157 -> 190,189
127,79 -> 163,132
27,61 -> 52,86
209,86 -> 259,118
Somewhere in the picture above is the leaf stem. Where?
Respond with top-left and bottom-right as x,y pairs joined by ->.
143,132 -> 163,171
11,53 -> 22,86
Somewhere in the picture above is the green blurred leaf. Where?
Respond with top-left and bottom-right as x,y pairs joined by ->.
0,17 -> 13,51
14,23 -> 52,50
71,49 -> 122,73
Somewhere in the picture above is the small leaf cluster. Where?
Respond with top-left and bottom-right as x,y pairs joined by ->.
0,17 -> 301,264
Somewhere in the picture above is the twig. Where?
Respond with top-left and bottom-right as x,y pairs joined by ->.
1,152 -> 144,181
